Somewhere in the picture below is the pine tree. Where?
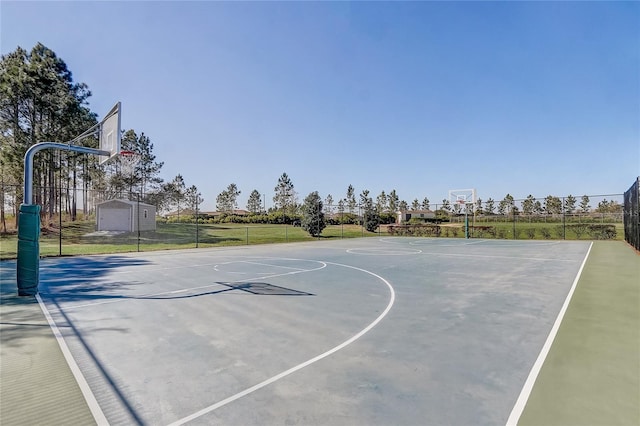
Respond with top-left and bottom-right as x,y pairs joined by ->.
346,184 -> 356,214
0,43 -> 97,218
273,173 -> 296,220
421,197 -> 430,210
246,189 -> 263,214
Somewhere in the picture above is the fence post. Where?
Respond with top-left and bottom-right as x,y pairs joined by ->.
137,197 -> 140,252
195,202 -> 199,248
59,187 -> 62,256
562,197 -> 566,240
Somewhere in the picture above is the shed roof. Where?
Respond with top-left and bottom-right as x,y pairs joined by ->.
96,199 -> 155,208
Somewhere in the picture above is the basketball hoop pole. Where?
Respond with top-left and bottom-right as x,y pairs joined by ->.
449,189 -> 476,240
464,204 -> 469,239
458,201 -> 469,239
17,101 -> 120,296
23,143 -> 110,204
17,142 -> 111,296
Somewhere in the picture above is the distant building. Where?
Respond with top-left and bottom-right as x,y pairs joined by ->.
397,209 -> 436,224
96,199 -> 156,232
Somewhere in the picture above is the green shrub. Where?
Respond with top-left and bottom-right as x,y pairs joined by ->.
380,212 -> 396,224
567,224 -> 588,239
587,224 -> 616,240
554,226 -> 565,239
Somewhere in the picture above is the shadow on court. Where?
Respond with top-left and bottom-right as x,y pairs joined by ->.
220,281 -> 315,296
36,255 -> 315,303
40,255 -> 151,286
1,256 -> 155,425
44,281 -> 315,302
0,259 -> 99,425
13,256 -> 316,425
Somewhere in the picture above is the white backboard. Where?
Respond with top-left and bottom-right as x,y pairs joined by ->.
448,188 -> 476,205
99,102 -> 121,164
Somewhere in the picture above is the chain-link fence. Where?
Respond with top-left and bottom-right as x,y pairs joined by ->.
0,184 -> 626,260
387,194 -> 623,240
623,177 -> 639,251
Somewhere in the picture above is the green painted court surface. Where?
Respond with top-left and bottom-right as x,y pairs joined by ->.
518,241 -> 640,426
1,238 -> 638,425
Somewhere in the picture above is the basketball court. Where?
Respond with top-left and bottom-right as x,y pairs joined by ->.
6,237 -> 592,425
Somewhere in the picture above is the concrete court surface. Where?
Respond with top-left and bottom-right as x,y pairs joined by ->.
2,238 -> 591,425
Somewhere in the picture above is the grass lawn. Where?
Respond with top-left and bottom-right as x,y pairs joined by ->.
0,219 -> 623,260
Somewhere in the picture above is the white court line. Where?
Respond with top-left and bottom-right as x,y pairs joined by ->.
418,250 -> 579,262
236,260 -> 308,271
36,294 -> 109,426
379,237 -> 564,248
505,241 -> 593,426
167,261 -> 396,426
346,248 -> 422,255
98,256 -> 321,275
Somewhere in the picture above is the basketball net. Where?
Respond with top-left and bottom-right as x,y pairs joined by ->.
119,150 -> 141,178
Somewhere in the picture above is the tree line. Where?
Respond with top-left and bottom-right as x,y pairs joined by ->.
0,43 -> 202,229
211,174 -> 622,237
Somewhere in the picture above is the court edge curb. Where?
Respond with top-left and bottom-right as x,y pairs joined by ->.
505,241 -> 593,426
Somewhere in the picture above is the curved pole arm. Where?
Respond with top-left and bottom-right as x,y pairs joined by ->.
23,142 -> 110,205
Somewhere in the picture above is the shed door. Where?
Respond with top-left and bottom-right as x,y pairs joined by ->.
99,208 -> 131,231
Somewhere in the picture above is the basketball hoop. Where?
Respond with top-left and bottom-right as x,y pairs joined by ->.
119,150 -> 140,177
448,188 -> 477,239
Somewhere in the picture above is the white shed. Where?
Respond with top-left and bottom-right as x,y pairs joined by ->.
96,199 -> 156,232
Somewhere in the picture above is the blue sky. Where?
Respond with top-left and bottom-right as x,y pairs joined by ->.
2,1 -> 638,210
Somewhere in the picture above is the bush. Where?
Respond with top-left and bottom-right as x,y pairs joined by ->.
470,226 -> 494,238
363,209 -> 380,233
525,228 -> 536,239
587,224 -> 616,240
567,224 -> 588,239
380,212 -> 396,224
540,228 -> 552,239
388,224 -> 441,237
331,213 -> 359,225
554,226 -> 565,239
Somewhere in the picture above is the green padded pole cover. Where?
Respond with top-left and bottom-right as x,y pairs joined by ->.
17,204 -> 41,296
